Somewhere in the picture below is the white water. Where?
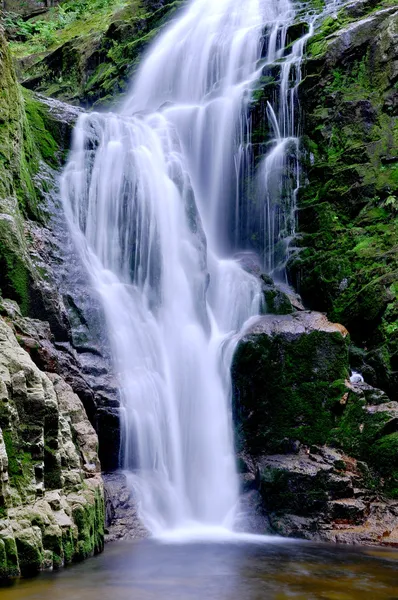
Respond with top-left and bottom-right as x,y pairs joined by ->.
60,0 -> 310,535
258,0 -> 349,277
258,13 -> 313,276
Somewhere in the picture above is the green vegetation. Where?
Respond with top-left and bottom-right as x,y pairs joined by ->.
2,429 -> 35,502
287,3 -> 398,395
3,0 -> 185,106
370,432 -> 398,497
232,328 -> 349,456
3,0 -> 130,57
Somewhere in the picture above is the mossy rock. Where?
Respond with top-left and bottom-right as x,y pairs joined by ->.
287,4 -> 398,395
15,528 -> 43,576
6,0 -> 186,107
369,432 -> 398,496
232,312 -> 349,455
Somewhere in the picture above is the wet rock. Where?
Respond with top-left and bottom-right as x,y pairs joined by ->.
103,472 -> 148,542
286,22 -> 310,44
232,311 -> 349,455
0,316 -> 104,578
261,275 -> 294,315
288,2 -> 398,395
256,447 -> 398,545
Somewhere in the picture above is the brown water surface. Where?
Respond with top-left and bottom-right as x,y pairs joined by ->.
0,538 -> 397,599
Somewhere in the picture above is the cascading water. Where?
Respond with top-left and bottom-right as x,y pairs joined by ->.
60,0 -> 315,535
252,0 -> 347,277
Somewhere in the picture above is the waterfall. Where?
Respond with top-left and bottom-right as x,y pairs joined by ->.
60,0 -> 309,535
255,0 -> 347,278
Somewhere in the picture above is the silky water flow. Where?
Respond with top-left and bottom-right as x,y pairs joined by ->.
60,0 -> 330,535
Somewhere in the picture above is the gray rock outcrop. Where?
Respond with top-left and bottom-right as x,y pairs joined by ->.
0,316 -> 104,578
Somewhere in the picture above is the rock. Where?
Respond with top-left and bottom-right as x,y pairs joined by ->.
232,307 -> 398,541
236,256 -> 300,315
0,316 -> 104,578
7,0 -> 186,107
103,472 -> 148,542
261,276 -> 294,315
1,27 -> 121,472
255,447 -> 398,545
232,311 -> 349,455
286,2 -> 398,395
287,22 -> 310,44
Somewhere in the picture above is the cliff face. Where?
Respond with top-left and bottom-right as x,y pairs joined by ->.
0,27 -> 105,578
289,0 -> 398,395
232,0 -> 398,544
0,307 -> 104,578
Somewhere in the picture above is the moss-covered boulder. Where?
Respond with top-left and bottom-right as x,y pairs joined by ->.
232,311 -> 350,455
232,306 -> 398,540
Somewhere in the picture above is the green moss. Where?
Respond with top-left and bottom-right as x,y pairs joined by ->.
328,393 -> 393,456
62,529 -> 75,565
288,6 -> 398,393
72,488 -> 104,562
2,429 -> 34,499
369,432 -> 398,496
260,466 -> 329,516
232,329 -> 349,455
0,222 -> 30,315
0,539 -> 7,580
22,89 -> 59,167
263,287 -> 293,315
42,528 -> 63,565
6,0 -> 185,106
15,533 -> 43,576
2,537 -> 19,578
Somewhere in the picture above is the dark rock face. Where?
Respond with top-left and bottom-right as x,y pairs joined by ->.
258,447 -> 398,545
103,472 -> 148,542
288,2 -> 398,395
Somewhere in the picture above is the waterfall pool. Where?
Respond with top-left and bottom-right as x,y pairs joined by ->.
1,539 -> 397,599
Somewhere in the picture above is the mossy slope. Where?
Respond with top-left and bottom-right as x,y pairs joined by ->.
4,0 -> 185,107
0,26 -> 72,325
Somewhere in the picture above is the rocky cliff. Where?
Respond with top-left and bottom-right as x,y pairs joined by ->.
2,0 -> 185,107
289,0 -> 398,395
0,310 -> 104,577
0,24 -> 107,578
232,0 -> 398,544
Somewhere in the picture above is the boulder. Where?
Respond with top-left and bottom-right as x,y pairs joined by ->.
232,311 -> 349,455
258,446 -> 398,546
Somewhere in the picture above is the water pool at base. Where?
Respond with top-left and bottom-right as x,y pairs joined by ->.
1,539 -> 397,600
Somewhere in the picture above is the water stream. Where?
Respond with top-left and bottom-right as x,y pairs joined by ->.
60,0 -> 328,534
